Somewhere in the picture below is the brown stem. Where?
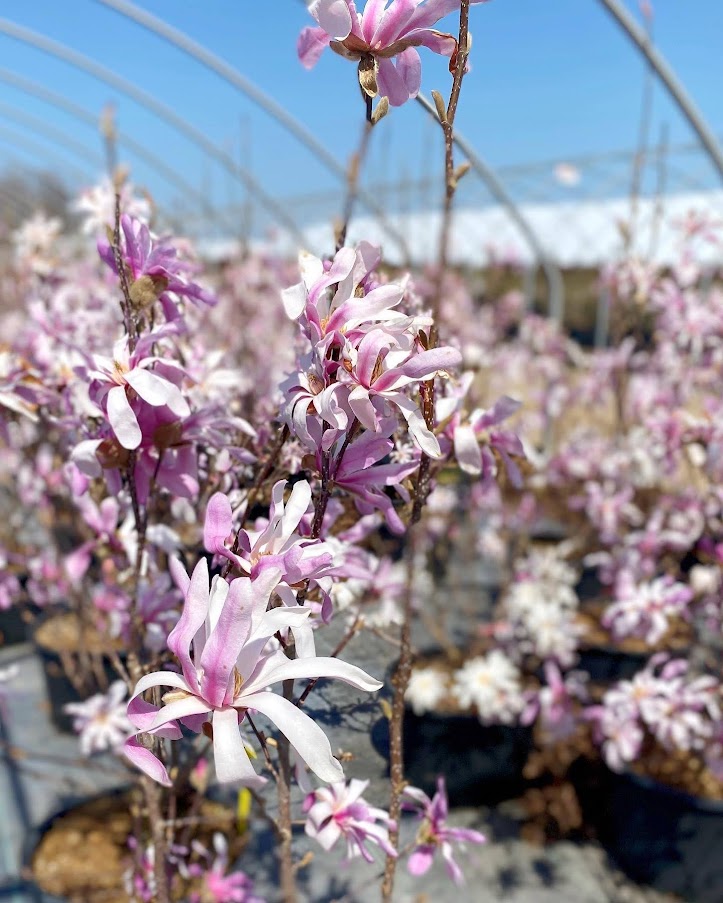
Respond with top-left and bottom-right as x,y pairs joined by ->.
142,776 -> 171,903
112,191 -> 137,351
381,531 -> 417,902
246,713 -> 281,782
383,7 -> 471,900
277,679 -> 298,903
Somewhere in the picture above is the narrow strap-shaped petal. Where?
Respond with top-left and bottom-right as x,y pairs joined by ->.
394,393 -> 442,458
148,694 -> 211,732
360,0 -> 388,42
312,0 -> 354,39
243,655 -> 382,696
167,557 -> 210,692
370,0 -> 419,48
348,385 -> 378,433
168,556 -> 190,595
277,480 -> 313,547
395,46 -> 422,98
107,384 -> 141,449
204,492 -> 234,553
281,281 -> 308,318
453,423 -> 482,474
212,707 -> 266,786
127,697 -> 183,738
128,670 -> 192,707
376,55 -> 415,107
407,0 -> 489,33
124,736 -> 172,787
239,691 -> 344,783
199,577 -> 254,707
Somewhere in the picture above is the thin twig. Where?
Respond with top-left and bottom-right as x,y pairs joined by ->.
382,6 -> 471,899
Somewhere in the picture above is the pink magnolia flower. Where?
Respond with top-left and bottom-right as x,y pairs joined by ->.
338,329 -> 461,457
204,480 -> 334,586
403,777 -> 485,885
193,834 -> 265,903
521,662 -> 587,741
304,778 -> 397,862
603,573 -> 693,645
99,214 -> 216,320
89,332 -> 190,450
299,1 -> 489,107
124,558 -> 382,787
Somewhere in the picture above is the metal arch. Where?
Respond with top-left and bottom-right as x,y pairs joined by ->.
0,100 -> 105,173
0,18 -> 309,250
0,67 -> 239,235
94,0 -> 412,262
0,124 -> 91,188
415,92 -> 565,324
598,0 -> 723,183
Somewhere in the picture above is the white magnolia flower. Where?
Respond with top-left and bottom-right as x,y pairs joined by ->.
406,667 -> 448,716
64,680 -> 132,756
452,651 -> 524,724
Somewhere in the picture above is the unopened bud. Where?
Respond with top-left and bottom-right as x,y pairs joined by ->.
371,95 -> 390,125
129,274 -> 168,309
454,161 -> 472,183
358,55 -> 379,98
431,90 -> 447,123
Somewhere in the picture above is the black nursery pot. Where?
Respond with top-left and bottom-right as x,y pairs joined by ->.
600,768 -> 723,902
0,605 -> 28,646
402,708 -> 533,807
32,616 -> 124,734
373,704 -> 532,808
575,644 -> 649,684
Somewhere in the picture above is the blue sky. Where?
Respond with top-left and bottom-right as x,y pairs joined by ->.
0,1 -> 722,222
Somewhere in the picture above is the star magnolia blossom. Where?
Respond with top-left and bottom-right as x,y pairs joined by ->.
204,480 -> 334,586
403,777 -> 485,885
99,214 -> 216,320
64,680 -> 132,756
124,558 -> 382,786
89,329 -> 190,450
299,1 -> 489,106
452,650 -> 524,725
304,778 -> 397,862
405,665 -> 448,715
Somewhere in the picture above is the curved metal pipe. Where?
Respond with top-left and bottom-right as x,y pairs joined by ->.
0,67 -> 238,234
0,100 -> 104,172
598,0 -> 723,182
415,92 -> 565,323
0,18 -> 309,249
0,124 -> 91,187
95,0 -> 412,261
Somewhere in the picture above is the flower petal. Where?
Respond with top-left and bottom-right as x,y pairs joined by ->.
107,384 -> 141,449
167,557 -> 210,692
454,423 -> 482,474
125,367 -> 190,418
200,577 -> 254,707
313,0 -> 354,39
244,655 -> 383,695
124,736 -> 172,787
241,691 -> 344,783
212,707 -> 267,786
